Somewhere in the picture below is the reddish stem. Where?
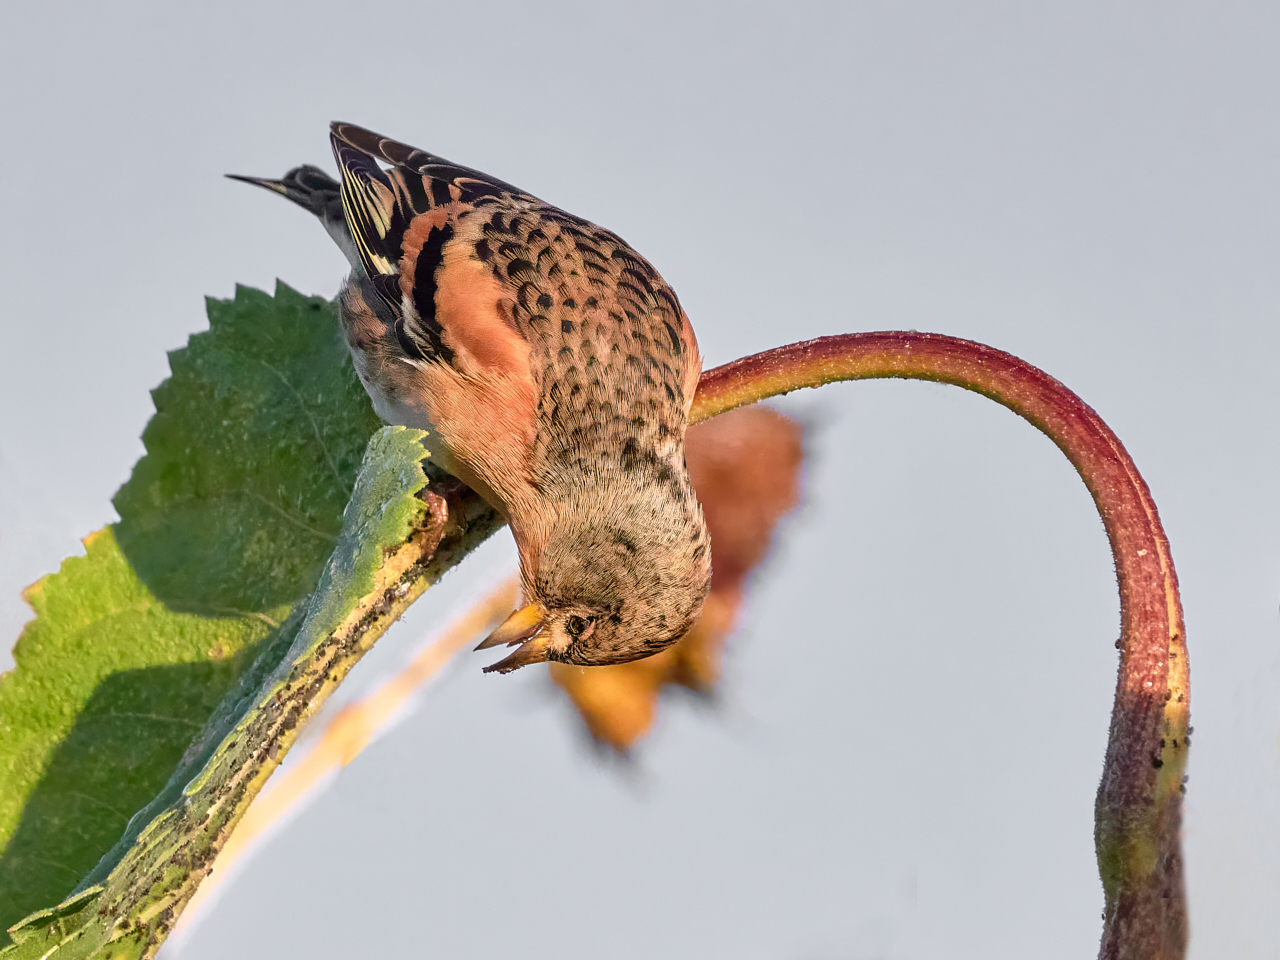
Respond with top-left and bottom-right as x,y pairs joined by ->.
693,333 -> 1188,960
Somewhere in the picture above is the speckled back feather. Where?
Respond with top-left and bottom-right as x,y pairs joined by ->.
326,123 -> 703,494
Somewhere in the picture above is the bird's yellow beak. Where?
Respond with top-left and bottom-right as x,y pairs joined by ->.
476,603 -> 551,674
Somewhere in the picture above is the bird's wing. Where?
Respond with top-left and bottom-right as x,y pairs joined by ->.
329,121 -> 527,280
335,125 -> 704,478
329,122 -> 542,373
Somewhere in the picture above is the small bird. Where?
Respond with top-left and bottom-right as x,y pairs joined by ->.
231,123 -> 710,673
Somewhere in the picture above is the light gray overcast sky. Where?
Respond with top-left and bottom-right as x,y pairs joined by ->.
2,2 -> 1277,957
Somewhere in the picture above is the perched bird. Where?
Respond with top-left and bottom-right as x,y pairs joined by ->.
231,123 -> 710,673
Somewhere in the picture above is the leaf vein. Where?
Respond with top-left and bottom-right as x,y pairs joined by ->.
252,356 -> 344,487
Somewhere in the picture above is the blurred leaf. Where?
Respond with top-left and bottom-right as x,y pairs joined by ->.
0,283 -> 380,946
550,405 -> 805,750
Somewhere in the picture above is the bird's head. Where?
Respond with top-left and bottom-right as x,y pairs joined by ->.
477,484 -> 711,673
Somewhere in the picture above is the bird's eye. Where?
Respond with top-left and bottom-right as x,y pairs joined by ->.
565,615 -> 590,638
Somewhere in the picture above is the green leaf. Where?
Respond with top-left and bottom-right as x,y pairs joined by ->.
0,282 -> 381,945
1,424 -> 475,960
114,283 -> 380,613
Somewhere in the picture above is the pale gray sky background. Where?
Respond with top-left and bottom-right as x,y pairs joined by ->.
2,2 -> 1277,957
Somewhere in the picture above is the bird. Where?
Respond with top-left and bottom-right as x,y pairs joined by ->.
230,123 -> 711,674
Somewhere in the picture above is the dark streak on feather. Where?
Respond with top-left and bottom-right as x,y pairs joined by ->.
662,321 -> 683,354
410,222 -> 455,355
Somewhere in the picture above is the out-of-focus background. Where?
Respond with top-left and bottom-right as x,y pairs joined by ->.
1,3 -> 1276,957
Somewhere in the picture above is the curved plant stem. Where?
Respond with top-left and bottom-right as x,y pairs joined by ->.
693,332 -> 1188,960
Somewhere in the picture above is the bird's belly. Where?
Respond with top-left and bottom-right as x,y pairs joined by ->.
353,354 -> 509,514
353,356 -> 449,458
